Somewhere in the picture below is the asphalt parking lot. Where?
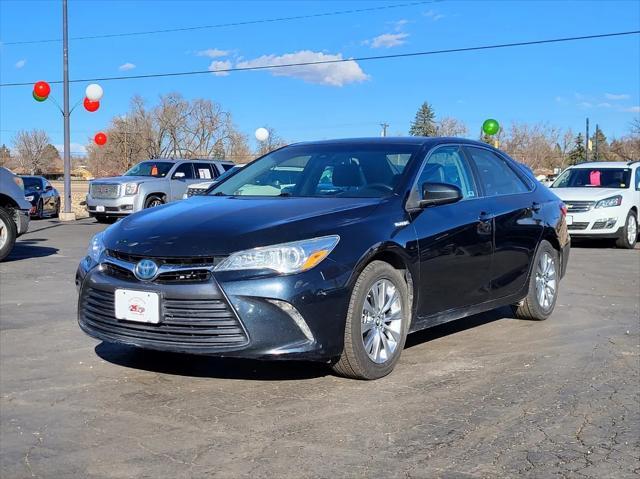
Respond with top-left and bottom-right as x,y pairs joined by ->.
1,218 -> 638,478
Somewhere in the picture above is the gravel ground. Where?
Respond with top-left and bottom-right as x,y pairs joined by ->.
1,219 -> 638,478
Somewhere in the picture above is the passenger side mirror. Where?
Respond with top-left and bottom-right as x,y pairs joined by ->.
419,182 -> 462,208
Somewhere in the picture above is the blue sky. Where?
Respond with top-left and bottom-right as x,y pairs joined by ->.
1,0 -> 639,155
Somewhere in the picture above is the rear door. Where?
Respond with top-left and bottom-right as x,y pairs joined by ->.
463,146 -> 543,300
409,145 -> 493,319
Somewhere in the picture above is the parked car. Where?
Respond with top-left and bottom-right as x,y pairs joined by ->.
184,164 -> 243,198
86,159 -> 234,223
21,175 -> 61,219
77,138 -> 570,380
0,167 -> 31,261
550,161 -> 639,249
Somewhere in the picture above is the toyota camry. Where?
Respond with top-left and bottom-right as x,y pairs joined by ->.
76,138 -> 570,379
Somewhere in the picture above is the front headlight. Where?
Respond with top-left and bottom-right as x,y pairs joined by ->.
214,235 -> 340,274
87,232 -> 105,263
25,195 -> 34,202
595,195 -> 622,208
124,183 -> 139,196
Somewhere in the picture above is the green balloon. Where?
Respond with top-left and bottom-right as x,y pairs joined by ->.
33,91 -> 47,102
482,119 -> 500,136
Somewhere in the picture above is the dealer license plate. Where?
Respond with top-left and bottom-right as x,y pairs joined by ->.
566,215 -> 573,225
95,205 -> 105,212
115,289 -> 160,324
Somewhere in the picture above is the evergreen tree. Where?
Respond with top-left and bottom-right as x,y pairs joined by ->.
590,126 -> 609,161
568,133 -> 586,165
0,144 -> 10,167
409,101 -> 437,136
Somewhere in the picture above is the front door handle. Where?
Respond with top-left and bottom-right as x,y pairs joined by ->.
478,211 -> 493,221
531,202 -> 541,212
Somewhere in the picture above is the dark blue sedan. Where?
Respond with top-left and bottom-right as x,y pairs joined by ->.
21,176 -> 60,219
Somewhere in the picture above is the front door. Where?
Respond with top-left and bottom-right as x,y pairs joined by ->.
170,163 -> 198,200
409,145 -> 493,319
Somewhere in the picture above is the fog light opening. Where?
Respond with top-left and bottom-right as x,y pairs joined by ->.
266,299 -> 315,342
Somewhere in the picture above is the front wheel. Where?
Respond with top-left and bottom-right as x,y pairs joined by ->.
144,195 -> 165,209
512,240 -> 559,321
36,200 -> 44,219
332,261 -> 410,380
615,211 -> 637,249
0,207 -> 17,262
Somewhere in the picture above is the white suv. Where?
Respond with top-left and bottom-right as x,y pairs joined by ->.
550,161 -> 639,249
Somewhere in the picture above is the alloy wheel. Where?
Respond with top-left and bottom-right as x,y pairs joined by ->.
361,279 -> 403,364
535,252 -> 557,311
627,215 -> 637,245
0,218 -> 7,249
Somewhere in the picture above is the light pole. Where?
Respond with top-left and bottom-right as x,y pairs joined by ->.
60,0 -> 73,220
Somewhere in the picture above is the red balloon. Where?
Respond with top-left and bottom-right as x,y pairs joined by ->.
34,81 -> 50,98
83,97 -> 100,112
94,132 -> 107,146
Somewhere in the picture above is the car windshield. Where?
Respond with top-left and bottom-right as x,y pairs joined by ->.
551,168 -> 631,189
124,161 -> 174,177
208,143 -> 419,198
215,165 -> 241,183
22,177 -> 43,190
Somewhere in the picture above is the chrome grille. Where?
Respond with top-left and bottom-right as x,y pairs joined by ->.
187,188 -> 209,197
106,250 -> 225,267
565,201 -> 595,213
80,288 -> 248,348
90,183 -> 120,199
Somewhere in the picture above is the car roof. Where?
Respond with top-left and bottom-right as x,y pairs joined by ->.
140,158 -> 233,163
289,137 -> 495,148
568,161 -> 633,169
20,175 -> 44,179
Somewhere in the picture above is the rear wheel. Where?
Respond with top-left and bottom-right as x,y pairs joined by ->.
36,200 -> 44,219
512,240 -> 559,321
145,195 -> 164,209
332,261 -> 410,380
615,211 -> 637,249
0,207 -> 17,262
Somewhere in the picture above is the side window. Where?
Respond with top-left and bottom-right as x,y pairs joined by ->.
221,163 -> 235,171
194,163 -> 213,179
635,168 -> 640,191
172,163 -> 194,179
466,147 -> 530,196
415,146 -> 478,199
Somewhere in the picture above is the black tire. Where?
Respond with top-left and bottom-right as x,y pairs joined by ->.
144,195 -> 164,209
95,215 -> 113,224
0,207 -> 17,262
52,200 -> 60,218
36,200 -> 44,219
615,210 -> 637,249
332,261 -> 410,380
512,240 -> 559,321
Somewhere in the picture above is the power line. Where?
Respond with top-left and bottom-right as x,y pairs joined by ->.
1,30 -> 638,88
1,1 -> 437,45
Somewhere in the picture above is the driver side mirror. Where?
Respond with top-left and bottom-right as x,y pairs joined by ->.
174,172 -> 186,179
419,182 -> 462,208
45,184 -> 53,191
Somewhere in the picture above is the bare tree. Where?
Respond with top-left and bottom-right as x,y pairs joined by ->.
256,127 -> 287,157
12,130 -> 51,174
436,117 -> 469,137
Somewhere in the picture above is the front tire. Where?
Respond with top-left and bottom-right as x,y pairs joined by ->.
36,200 -> 44,219
615,211 -> 637,249
512,240 -> 559,321
0,207 -> 17,262
144,195 -> 164,209
332,261 -> 410,380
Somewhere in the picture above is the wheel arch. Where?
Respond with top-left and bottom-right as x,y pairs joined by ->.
0,193 -> 19,210
144,192 -> 167,204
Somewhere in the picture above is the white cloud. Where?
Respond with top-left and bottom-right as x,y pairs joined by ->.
196,48 -> 229,58
118,62 -> 136,71
368,32 -> 409,49
424,10 -> 445,21
623,106 -> 640,113
54,143 -> 87,155
388,19 -> 409,31
597,102 -> 612,108
15,59 -> 26,69
236,50 -> 369,87
209,60 -> 231,76
605,93 -> 630,100
578,102 -> 593,108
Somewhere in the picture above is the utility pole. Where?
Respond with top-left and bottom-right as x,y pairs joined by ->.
594,124 -> 599,161
380,122 -> 389,137
60,0 -> 74,220
585,118 -> 589,163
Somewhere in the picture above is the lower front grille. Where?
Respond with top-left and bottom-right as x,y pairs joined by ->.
566,201 -> 595,213
568,222 -> 589,231
80,288 -> 248,348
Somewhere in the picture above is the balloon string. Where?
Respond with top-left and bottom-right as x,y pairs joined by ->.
69,97 -> 83,114
47,95 -> 64,115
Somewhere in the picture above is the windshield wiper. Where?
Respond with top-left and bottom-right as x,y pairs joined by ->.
278,192 -> 292,197
212,191 -> 228,196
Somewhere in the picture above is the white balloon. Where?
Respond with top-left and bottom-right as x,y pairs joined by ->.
255,127 -> 269,142
85,83 -> 103,101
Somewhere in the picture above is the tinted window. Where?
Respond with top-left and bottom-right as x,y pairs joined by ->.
194,163 -> 213,179
467,147 -> 529,196
415,146 -> 477,199
221,163 -> 235,171
125,161 -> 174,177
210,143 -> 420,198
23,177 -> 43,190
636,168 -> 640,191
173,163 -> 195,179
551,167 -> 631,189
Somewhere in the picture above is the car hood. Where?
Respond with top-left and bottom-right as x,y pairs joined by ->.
91,176 -> 156,184
104,196 -> 382,256
550,187 -> 625,202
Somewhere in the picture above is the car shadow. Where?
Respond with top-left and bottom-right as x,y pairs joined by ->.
4,240 -> 59,262
94,342 -> 331,381
405,306 -> 513,349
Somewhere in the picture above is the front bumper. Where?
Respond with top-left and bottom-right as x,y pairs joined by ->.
76,258 -> 351,361
86,196 -> 136,217
566,207 -> 625,238
16,209 -> 29,236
